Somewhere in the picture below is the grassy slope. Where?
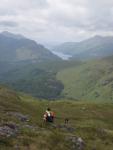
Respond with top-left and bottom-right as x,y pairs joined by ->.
57,57 -> 113,101
0,60 -> 81,99
1,86 -> 113,149
0,87 -> 69,150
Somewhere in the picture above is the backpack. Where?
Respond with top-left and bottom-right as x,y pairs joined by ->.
46,111 -> 53,122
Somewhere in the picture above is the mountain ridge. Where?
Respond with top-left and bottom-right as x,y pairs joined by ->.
1,31 -> 25,39
0,31 -> 60,62
52,35 -> 113,60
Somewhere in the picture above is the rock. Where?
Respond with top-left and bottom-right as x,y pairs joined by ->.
7,112 -> 29,122
101,78 -> 113,86
3,122 -> 18,130
81,107 -> 86,111
66,126 -> 75,132
14,144 -> 20,150
0,122 -> 18,137
66,136 -> 85,150
76,137 -> 85,150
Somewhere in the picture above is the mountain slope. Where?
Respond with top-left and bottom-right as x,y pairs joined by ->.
1,86 -> 113,150
57,56 -> 113,101
53,36 -> 113,60
0,31 -> 60,62
0,86 -> 69,150
0,60 -> 82,99
53,42 -> 78,54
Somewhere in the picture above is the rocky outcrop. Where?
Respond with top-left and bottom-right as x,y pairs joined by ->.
0,112 -> 39,138
0,111 -> 85,150
66,135 -> 85,150
49,124 -> 85,150
0,122 -> 18,137
6,112 -> 29,122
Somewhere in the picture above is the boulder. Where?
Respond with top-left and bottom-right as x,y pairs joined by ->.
0,122 -> 18,137
66,135 -> 85,150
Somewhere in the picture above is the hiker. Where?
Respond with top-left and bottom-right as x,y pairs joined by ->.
43,108 -> 55,123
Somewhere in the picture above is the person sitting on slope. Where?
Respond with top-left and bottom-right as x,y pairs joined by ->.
43,108 -> 55,123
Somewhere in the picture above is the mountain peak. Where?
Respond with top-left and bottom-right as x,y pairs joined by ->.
0,31 -> 60,62
1,31 -> 25,39
93,35 -> 103,39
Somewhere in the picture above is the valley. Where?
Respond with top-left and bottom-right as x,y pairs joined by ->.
0,32 -> 113,149
0,0 -> 113,149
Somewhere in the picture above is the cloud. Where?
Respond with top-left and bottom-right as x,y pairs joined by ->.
0,0 -> 113,44
0,21 -> 18,27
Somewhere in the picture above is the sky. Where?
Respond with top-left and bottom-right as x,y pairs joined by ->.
0,0 -> 113,45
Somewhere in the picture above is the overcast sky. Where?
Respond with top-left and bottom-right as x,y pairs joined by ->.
0,0 -> 113,45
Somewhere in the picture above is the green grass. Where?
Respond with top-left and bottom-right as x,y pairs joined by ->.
1,86 -> 113,149
57,57 -> 113,101
0,60 -> 81,99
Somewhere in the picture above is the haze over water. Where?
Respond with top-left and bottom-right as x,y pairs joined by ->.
51,51 -> 72,60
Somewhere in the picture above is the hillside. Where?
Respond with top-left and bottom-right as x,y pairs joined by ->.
53,42 -> 77,55
0,31 -> 60,62
0,60 -> 81,99
1,86 -> 113,150
2,53 -> 113,102
53,36 -> 113,60
57,56 -> 113,101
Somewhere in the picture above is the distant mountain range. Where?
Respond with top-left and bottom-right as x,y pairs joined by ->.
0,31 -> 60,62
1,31 -> 113,100
53,36 -> 113,60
